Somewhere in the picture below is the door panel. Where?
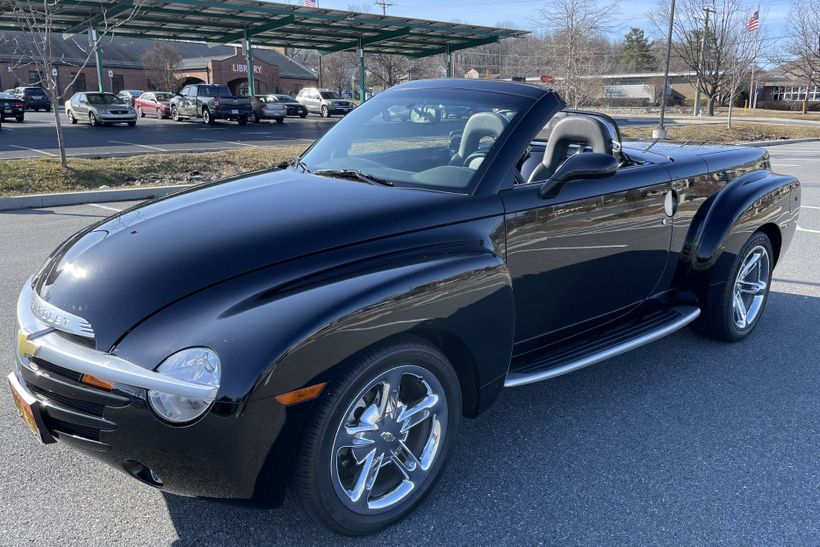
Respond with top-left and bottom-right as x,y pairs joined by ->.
502,163 -> 673,351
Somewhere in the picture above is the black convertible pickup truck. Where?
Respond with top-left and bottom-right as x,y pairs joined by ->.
9,80 -> 800,535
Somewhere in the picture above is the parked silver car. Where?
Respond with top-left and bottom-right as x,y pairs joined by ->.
249,95 -> 287,123
65,92 -> 137,127
295,88 -> 354,117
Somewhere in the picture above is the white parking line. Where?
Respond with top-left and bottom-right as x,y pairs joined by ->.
109,140 -> 168,152
8,144 -> 56,157
801,205 -> 820,210
797,226 -> 820,234
193,137 -> 258,148
86,203 -> 123,213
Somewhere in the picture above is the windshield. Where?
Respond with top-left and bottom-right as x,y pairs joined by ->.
300,88 -> 528,193
86,94 -> 125,105
154,93 -> 173,101
25,89 -> 46,97
276,95 -> 296,102
320,91 -> 342,100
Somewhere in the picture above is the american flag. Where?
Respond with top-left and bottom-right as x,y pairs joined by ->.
305,0 -> 317,6
746,9 -> 760,32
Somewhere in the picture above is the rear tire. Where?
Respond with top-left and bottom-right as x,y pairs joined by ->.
275,117 -> 284,124
321,105 -> 329,118
157,107 -> 163,119
238,116 -> 248,125
172,106 -> 181,121
693,231 -> 774,342
15,114 -> 24,122
248,111 -> 258,123
290,337 -> 461,536
138,107 -> 145,118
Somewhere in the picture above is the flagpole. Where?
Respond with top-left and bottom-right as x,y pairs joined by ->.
749,2 -> 760,112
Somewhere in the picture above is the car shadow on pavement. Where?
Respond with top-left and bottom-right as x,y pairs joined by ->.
162,290 -> 820,546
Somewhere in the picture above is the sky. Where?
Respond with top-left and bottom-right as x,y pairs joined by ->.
282,0 -> 793,43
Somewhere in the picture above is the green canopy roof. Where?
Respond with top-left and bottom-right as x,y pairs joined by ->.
0,0 -> 528,57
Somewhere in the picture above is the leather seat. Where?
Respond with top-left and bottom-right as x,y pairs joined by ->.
528,116 -> 613,183
450,112 -> 508,168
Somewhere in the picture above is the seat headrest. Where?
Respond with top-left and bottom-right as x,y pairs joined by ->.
452,111 -> 508,164
539,116 -> 613,178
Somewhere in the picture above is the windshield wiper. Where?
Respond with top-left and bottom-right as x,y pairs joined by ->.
313,168 -> 394,186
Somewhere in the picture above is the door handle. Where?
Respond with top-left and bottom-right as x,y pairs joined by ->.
664,189 -> 679,217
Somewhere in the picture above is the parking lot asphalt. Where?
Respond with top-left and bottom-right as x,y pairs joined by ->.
0,110 -> 336,160
0,143 -> 818,545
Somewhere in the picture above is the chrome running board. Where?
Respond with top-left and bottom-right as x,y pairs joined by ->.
504,306 -> 701,388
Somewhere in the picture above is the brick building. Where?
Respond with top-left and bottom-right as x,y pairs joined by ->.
0,31 -> 316,97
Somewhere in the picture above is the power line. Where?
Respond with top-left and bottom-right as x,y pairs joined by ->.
375,0 -> 394,15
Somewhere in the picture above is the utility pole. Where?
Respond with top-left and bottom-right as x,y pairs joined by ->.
375,0 -> 394,15
654,0 -> 676,139
692,5 -> 715,116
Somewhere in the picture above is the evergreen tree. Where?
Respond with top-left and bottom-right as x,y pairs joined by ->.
621,27 -> 657,72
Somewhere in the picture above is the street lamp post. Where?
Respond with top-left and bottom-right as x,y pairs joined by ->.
654,0 -> 677,140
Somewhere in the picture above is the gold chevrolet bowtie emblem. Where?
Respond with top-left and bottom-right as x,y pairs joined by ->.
16,329 -> 39,359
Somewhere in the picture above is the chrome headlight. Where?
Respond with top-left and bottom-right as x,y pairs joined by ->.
148,347 -> 221,424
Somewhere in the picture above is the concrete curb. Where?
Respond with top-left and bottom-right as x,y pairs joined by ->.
0,184 -> 192,212
745,137 -> 820,148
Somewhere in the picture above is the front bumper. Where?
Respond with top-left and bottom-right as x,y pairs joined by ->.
99,112 -> 137,123
9,281 -> 288,500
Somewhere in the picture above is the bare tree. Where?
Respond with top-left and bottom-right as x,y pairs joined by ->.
322,52 -> 356,93
142,42 -> 182,92
2,0 -> 143,167
650,0 -> 760,116
536,0 -> 616,107
367,53 -> 410,89
774,0 -> 820,111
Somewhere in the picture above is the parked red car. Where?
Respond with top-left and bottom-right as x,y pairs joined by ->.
134,92 -> 174,119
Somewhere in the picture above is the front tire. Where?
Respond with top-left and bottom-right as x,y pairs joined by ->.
15,114 -> 24,122
67,110 -> 77,124
321,105 -> 329,118
694,231 -> 774,342
138,107 -> 145,118
290,337 -> 461,536
203,108 -> 213,125
89,112 -> 99,126
171,105 -> 181,121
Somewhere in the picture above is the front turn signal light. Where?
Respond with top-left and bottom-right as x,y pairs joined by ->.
275,382 -> 327,406
81,374 -> 113,390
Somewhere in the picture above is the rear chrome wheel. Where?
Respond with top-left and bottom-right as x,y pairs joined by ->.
732,245 -> 770,330
693,231 -> 774,342
290,338 -> 460,536
331,364 -> 447,514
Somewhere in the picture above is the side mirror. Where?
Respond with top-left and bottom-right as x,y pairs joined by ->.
539,152 -> 618,199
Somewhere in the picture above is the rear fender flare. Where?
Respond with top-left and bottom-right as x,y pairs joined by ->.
679,169 -> 798,298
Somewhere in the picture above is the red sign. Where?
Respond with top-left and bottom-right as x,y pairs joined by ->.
540,75 -> 555,84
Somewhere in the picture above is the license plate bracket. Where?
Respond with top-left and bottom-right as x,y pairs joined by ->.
7,372 -> 54,444
231,109 -> 239,115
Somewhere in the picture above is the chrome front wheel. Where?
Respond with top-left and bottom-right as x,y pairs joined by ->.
331,364 -> 447,514
290,338 -> 460,535
732,244 -> 770,330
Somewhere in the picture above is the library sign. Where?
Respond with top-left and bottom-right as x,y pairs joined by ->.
231,63 -> 262,75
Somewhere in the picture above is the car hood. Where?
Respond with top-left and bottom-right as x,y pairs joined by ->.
33,170 -> 495,350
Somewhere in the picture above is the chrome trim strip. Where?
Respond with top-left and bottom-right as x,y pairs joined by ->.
30,288 -> 95,339
16,280 -> 217,401
504,306 -> 701,388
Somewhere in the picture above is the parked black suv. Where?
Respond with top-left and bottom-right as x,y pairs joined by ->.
13,86 -> 51,111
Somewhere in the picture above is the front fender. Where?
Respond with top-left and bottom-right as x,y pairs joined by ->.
113,216 -> 513,411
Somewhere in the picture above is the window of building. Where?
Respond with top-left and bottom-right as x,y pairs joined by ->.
28,70 -> 40,84
111,74 -> 125,94
72,72 -> 87,94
